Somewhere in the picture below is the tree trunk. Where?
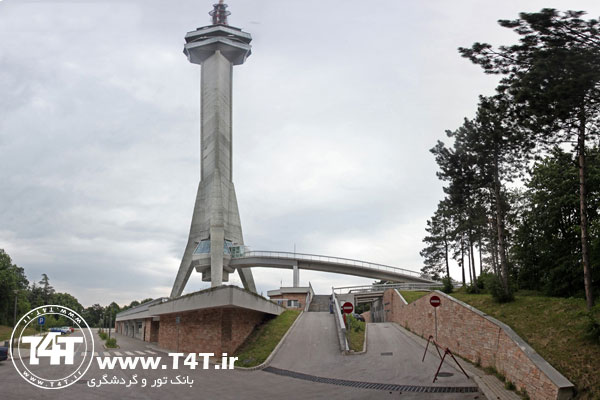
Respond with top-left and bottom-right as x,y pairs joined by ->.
478,236 -> 483,275
470,234 -> 477,282
493,153 -> 510,294
468,242 -> 473,284
577,112 -> 594,310
443,225 -> 450,278
460,235 -> 466,286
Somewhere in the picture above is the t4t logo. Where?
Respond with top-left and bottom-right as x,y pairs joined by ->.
23,332 -> 83,365
10,305 -> 95,389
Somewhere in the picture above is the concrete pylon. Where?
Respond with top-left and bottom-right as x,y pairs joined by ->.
170,4 -> 256,298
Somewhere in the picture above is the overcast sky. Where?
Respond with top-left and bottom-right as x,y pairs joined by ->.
1,0 -> 599,307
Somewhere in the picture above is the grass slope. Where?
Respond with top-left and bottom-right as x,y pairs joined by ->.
0,325 -> 39,342
234,309 -> 300,368
399,291 -> 429,304
347,318 -> 366,352
451,292 -> 600,400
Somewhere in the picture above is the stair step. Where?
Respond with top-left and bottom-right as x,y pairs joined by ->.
308,295 -> 331,312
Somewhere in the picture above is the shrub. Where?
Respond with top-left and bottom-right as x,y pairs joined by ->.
585,313 -> 600,343
98,332 -> 108,340
475,271 -> 496,292
441,276 -> 453,294
105,338 -> 117,348
487,274 -> 514,303
465,283 -> 480,294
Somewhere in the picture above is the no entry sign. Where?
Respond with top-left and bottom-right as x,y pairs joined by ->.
430,295 -> 441,308
341,302 -> 354,314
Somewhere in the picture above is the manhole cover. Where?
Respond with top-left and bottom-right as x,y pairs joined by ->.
380,352 -> 393,356
437,372 -> 454,377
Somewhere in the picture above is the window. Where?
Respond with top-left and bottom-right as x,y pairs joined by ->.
287,300 -> 299,308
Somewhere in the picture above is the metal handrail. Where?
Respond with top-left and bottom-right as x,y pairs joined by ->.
232,249 -> 428,279
331,288 -> 349,352
333,282 -> 447,294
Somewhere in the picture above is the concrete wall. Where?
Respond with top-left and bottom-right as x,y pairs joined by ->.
157,307 -> 265,355
383,289 -> 573,400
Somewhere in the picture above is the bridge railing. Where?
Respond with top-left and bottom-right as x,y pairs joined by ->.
231,247 -> 429,280
332,282 -> 452,295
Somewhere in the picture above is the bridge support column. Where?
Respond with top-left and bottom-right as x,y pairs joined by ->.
293,262 -> 299,287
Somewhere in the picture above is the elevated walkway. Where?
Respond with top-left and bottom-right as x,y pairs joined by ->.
230,250 -> 435,283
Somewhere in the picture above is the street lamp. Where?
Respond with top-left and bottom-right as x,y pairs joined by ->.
12,289 -> 18,357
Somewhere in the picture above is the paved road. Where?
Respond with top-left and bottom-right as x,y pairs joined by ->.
271,313 -> 480,394
1,322 -> 482,399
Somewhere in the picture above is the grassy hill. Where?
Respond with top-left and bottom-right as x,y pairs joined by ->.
0,325 -> 39,342
451,291 -> 600,400
234,309 -> 300,368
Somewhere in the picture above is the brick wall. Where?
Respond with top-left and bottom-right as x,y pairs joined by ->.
269,293 -> 306,310
149,320 -> 159,342
143,318 -> 152,342
382,289 -> 573,400
361,310 -> 371,323
157,307 -> 266,355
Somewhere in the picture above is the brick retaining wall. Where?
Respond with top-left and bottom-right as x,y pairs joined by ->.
361,310 -> 371,323
158,307 -> 266,355
382,289 -> 574,400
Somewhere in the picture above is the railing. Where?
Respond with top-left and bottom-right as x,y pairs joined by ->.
331,288 -> 349,352
332,282 -> 447,295
231,248 -> 429,280
304,281 -> 315,312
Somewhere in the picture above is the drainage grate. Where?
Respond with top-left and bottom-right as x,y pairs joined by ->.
263,367 -> 478,393
380,352 -> 393,356
75,380 -> 89,385
437,372 -> 454,377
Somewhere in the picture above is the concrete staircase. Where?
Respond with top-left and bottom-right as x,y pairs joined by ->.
308,295 -> 330,312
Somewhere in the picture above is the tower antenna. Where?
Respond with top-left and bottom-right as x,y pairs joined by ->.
209,0 -> 230,26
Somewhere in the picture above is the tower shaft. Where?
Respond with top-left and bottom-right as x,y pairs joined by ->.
170,7 -> 255,298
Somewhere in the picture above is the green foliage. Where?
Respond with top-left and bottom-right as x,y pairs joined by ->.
105,338 -> 117,348
505,380 -> 516,390
0,249 -> 30,326
420,200 -> 453,280
98,331 -> 108,340
511,148 -> 600,298
234,310 -> 300,367
585,312 -> 600,344
487,274 -> 514,303
355,302 -> 370,314
346,313 -> 366,352
464,283 -> 480,294
441,276 -> 453,294
452,292 -> 600,397
399,291 -> 428,303
459,8 -> 600,309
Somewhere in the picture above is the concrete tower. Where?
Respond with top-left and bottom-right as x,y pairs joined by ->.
171,1 -> 256,297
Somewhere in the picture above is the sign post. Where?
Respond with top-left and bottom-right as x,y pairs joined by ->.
429,295 -> 441,340
37,316 -> 45,336
341,302 -> 354,331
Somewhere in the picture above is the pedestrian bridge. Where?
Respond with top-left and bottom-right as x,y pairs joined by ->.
228,250 -> 435,283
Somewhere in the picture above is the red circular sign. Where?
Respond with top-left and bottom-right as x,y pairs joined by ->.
430,295 -> 441,308
341,302 -> 354,314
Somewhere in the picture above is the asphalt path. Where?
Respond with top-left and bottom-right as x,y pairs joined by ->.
0,322 -> 482,399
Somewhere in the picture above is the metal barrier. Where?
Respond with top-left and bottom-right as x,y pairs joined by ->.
333,282 -> 461,295
422,335 -> 469,383
331,289 -> 349,352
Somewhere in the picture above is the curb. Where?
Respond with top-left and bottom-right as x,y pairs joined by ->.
235,311 -> 305,371
344,321 -> 368,355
